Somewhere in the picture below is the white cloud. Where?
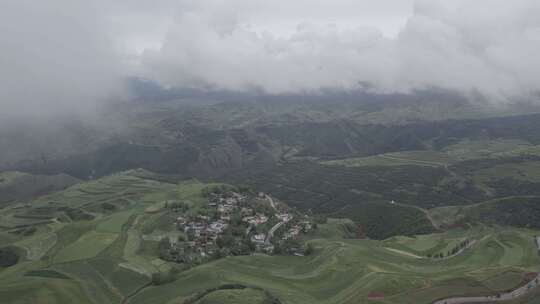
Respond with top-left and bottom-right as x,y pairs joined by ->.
1,0 -> 539,117
135,0 -> 540,100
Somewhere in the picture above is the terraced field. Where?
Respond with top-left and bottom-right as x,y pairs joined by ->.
321,139 -> 540,168
128,224 -> 540,304
1,171 -> 539,304
194,287 -> 273,304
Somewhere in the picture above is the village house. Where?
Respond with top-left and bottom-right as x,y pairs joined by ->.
251,233 -> 266,245
276,213 -> 293,223
243,214 -> 268,226
208,221 -> 227,234
299,221 -> 312,232
240,207 -> 253,216
283,225 -> 301,240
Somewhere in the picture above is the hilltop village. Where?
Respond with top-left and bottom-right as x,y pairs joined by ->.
156,186 -> 317,266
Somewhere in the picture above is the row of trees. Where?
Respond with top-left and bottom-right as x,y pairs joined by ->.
427,239 -> 471,259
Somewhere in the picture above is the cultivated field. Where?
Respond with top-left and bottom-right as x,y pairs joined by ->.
321,139 -> 540,168
129,223 -> 540,304
1,171 -> 539,304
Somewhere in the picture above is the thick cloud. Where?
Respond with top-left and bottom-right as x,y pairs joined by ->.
1,0 -> 539,116
0,0 -> 122,119
137,0 -> 540,100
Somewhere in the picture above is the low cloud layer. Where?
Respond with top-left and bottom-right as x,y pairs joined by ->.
138,0 -> 540,100
1,0 -> 539,118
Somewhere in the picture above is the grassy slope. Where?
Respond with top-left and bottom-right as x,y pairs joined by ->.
130,223 -> 540,304
331,202 -> 435,239
194,288 -> 273,304
0,172 -> 225,304
430,196 -> 540,229
320,139 -> 540,168
0,171 -> 80,205
1,172 -> 539,304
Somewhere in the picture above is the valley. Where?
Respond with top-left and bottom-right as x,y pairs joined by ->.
1,167 -> 540,303
3,99 -> 540,303
3,1 -> 540,302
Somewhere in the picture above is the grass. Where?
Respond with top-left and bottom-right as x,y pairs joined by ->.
321,139 -> 540,169
54,231 -> 118,264
307,218 -> 355,239
195,287 -> 273,304
321,150 -> 452,168
2,172 -> 540,304
472,161 -> 540,184
14,227 -> 58,260
176,180 -> 226,211
481,270 -> 523,291
0,172 -> 28,185
89,258 -> 150,296
24,269 -> 71,279
0,277 -> 93,304
96,210 -> 134,233
129,224 -> 540,304
429,196 -> 540,230
53,261 -> 122,304
122,227 -> 158,276
331,202 -> 435,239
443,139 -> 534,160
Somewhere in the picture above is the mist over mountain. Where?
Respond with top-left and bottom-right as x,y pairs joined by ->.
2,0 -> 540,122
3,2 -> 540,304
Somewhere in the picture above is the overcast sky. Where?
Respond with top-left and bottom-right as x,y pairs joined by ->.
1,0 -> 540,117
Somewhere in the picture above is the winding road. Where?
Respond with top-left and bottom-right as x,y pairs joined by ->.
264,194 -> 283,244
265,221 -> 284,244
265,194 -> 278,212
433,273 -> 540,304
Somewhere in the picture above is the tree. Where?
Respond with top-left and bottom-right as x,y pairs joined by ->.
230,213 -> 243,226
217,234 -> 235,248
244,238 -> 255,252
315,215 -> 328,224
211,249 -> 224,260
151,270 -> 175,285
304,243 -> 314,255
273,242 -> 282,255
0,248 -> 19,267
186,228 -> 196,241
158,237 -> 172,260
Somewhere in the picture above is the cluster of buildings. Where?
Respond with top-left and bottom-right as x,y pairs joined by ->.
243,214 -> 268,226
174,191 -> 254,256
276,213 -> 293,222
282,221 -> 312,240
208,192 -> 247,210
175,214 -> 227,255
167,190 -> 313,260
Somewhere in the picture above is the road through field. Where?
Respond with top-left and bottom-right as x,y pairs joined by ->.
433,274 -> 540,304
393,201 -> 439,229
380,155 -> 447,167
264,194 -> 283,244
265,194 -> 278,212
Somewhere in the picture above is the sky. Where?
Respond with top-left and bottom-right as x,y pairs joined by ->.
1,0 -> 540,117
